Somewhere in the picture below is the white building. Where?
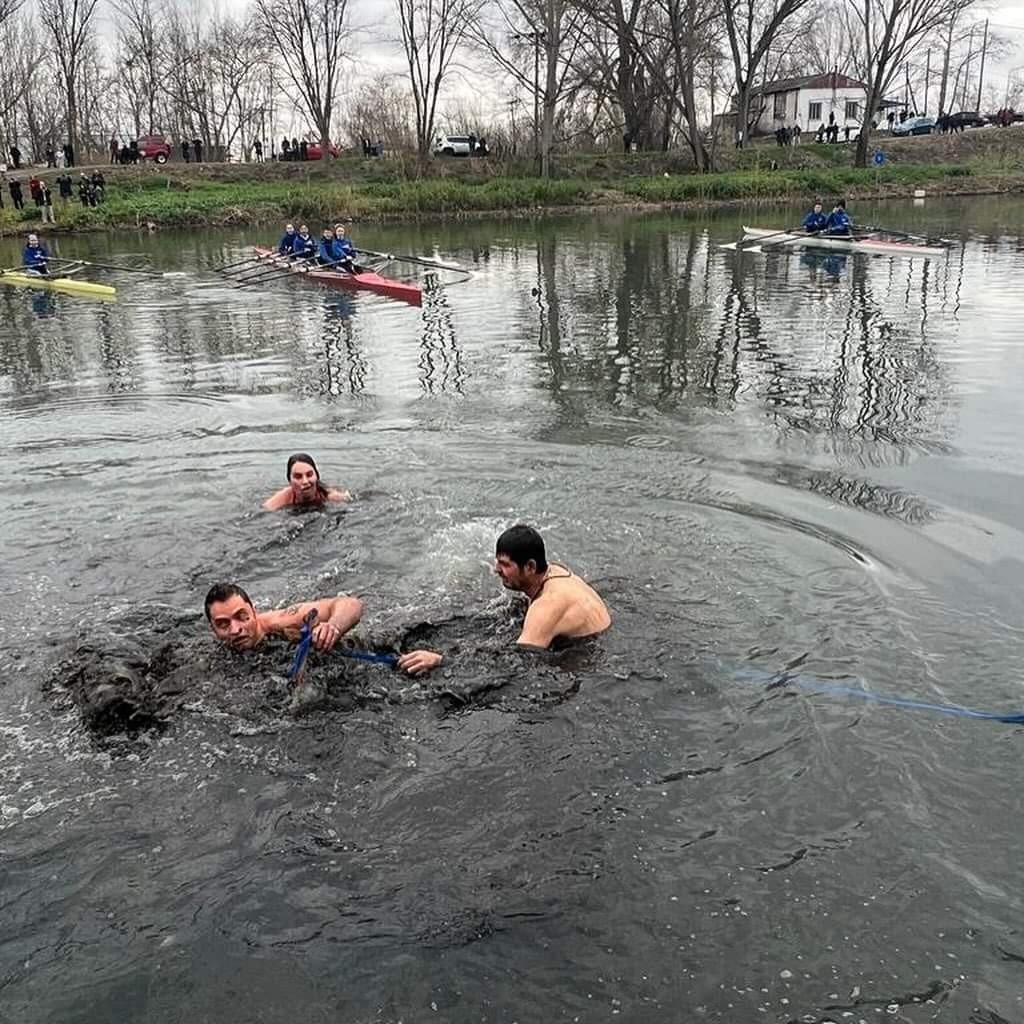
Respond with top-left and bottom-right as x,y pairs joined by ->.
747,72 -> 870,135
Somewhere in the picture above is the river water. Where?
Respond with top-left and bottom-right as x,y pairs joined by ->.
2,198 -> 1023,1023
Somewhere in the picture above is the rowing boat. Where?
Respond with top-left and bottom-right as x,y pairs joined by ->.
252,247 -> 422,306
741,226 -> 947,258
0,269 -> 116,298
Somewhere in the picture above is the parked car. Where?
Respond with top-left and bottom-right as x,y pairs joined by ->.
433,134 -> 473,157
891,116 -> 935,136
138,134 -> 171,163
948,111 -> 987,130
306,141 -> 340,160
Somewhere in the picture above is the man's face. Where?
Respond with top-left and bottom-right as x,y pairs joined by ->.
814,204 -> 822,213
494,553 -> 533,591
289,461 -> 318,501
208,595 -> 261,649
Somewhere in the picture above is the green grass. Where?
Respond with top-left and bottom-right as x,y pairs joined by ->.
1,158 -> 1022,234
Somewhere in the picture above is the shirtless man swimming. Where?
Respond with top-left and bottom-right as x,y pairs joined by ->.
262,453 -> 350,511
398,523 -> 611,676
204,582 -> 362,652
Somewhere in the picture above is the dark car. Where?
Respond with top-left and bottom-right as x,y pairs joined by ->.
891,116 -> 935,136
138,134 -> 171,163
948,111 -> 987,130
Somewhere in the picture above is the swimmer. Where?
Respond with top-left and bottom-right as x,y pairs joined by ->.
262,452 -> 351,511
398,523 -> 611,676
204,582 -> 362,652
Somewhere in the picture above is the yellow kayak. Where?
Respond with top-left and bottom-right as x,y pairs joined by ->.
0,270 -> 116,298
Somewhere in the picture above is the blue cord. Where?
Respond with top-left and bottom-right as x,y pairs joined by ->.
716,659 -> 1024,724
288,609 -> 318,682
338,649 -> 398,667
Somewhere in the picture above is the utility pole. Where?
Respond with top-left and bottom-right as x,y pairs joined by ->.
975,18 -> 989,111
938,16 -> 956,118
924,50 -> 931,114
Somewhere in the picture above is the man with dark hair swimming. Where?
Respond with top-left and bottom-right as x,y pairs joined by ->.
397,523 -> 611,676
204,582 -> 362,652
262,453 -> 350,510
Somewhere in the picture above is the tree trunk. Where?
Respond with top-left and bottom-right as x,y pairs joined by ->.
937,18 -> 954,118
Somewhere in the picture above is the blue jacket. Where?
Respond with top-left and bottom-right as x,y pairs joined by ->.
318,238 -> 337,264
803,211 -> 828,233
278,231 -> 296,255
332,237 -> 356,262
23,243 -> 48,269
292,233 -> 316,258
826,209 -> 851,235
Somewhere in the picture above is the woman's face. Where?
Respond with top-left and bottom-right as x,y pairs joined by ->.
289,461 -> 319,501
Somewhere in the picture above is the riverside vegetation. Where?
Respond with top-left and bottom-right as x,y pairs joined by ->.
3,131 -> 1024,235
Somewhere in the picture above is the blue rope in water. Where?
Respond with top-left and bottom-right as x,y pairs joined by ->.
337,649 -> 398,667
720,661 -> 1024,724
289,608 -> 398,680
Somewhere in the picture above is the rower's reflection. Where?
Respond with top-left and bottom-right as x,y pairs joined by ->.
799,251 -> 848,280
317,296 -> 367,396
418,277 -> 464,393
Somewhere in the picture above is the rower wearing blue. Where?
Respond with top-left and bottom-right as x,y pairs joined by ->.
277,222 -> 297,255
802,201 -> 828,234
825,199 -> 852,236
291,224 -> 316,260
317,228 -> 337,265
332,223 -> 359,272
23,233 -> 49,275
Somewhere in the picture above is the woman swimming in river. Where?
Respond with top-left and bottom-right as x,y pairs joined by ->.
262,453 -> 350,511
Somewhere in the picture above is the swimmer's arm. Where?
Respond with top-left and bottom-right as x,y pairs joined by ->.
265,596 -> 363,651
262,487 -> 293,511
326,487 -> 351,502
515,595 -> 564,650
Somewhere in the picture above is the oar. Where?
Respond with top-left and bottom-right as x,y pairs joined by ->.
228,252 -> 306,283
722,226 -> 814,253
213,253 -> 269,272
358,247 -> 466,272
858,224 -> 953,246
51,257 -> 185,278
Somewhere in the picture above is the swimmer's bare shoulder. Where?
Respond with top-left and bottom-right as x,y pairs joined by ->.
517,567 -> 611,649
262,487 -> 294,511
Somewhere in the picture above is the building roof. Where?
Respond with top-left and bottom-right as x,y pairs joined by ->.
757,73 -> 868,96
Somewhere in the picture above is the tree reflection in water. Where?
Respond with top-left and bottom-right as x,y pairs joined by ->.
418,277 -> 464,394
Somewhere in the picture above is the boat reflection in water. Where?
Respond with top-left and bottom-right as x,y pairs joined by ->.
799,250 -> 848,280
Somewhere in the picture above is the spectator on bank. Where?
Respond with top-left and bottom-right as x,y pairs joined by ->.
29,175 -> 43,208
10,144 -> 21,169
792,122 -> 802,145
45,146 -> 57,168
253,139 -> 263,162
110,135 -> 119,163
181,140 -> 190,163
57,173 -> 73,202
299,139 -> 308,161
291,137 -> 299,159
41,183 -> 54,224
193,138 -> 203,162
9,178 -> 23,209
476,136 -> 489,157
63,142 -> 75,167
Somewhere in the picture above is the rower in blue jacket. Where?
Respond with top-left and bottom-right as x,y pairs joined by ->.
291,224 -> 317,260
332,223 -> 359,271
23,233 -> 49,275
317,228 -> 337,265
802,202 -> 828,233
277,222 -> 297,255
825,199 -> 852,236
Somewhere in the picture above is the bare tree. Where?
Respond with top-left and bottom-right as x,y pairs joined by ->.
398,0 -> 482,155
114,0 -> 164,138
723,0 -> 815,146
474,0 -> 587,177
850,0 -> 977,165
341,78 -> 415,151
37,0 -> 102,155
255,0 -> 351,154
0,10 -> 40,145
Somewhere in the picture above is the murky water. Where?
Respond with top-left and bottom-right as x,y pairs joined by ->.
2,198 -> 1024,1023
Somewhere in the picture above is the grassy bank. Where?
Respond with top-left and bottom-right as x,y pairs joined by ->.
4,141 -> 1024,235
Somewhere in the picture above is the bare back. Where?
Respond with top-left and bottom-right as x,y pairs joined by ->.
518,564 -> 611,649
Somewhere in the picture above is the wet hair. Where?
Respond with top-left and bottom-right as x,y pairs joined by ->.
496,524 -> 548,573
286,452 -> 329,500
204,582 -> 253,620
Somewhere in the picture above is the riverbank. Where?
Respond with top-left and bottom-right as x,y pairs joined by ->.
4,129 -> 1024,235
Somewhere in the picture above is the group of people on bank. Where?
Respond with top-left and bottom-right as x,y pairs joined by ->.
203,453 -> 612,679
276,222 -> 360,272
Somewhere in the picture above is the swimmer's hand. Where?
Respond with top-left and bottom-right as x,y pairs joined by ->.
398,650 -> 443,676
313,621 -> 344,651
